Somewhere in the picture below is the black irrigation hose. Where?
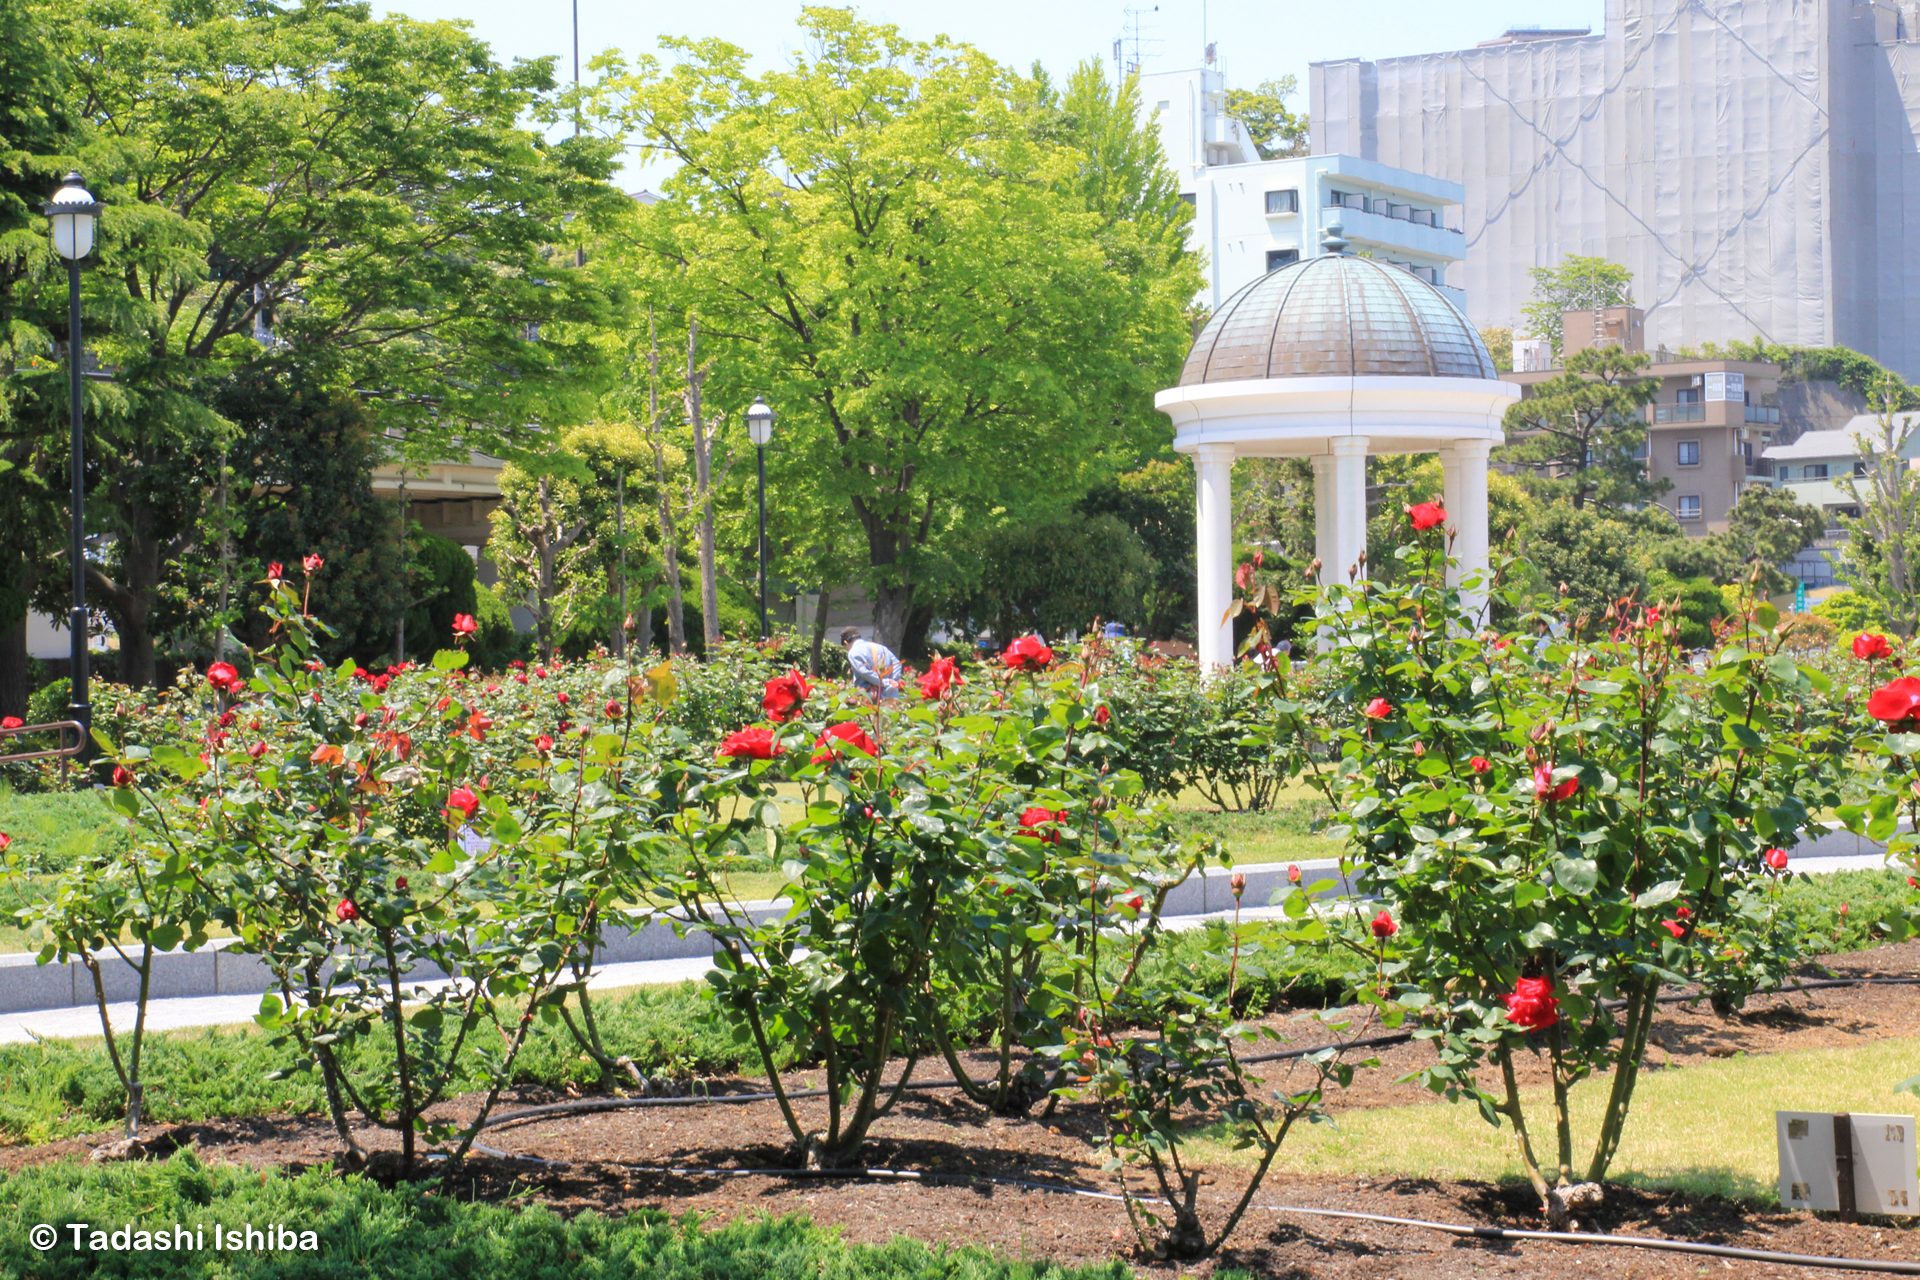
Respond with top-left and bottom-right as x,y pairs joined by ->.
476,975 -> 1920,1133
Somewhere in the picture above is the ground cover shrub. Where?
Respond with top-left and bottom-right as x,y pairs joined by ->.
1291,515 -> 1837,1225
0,1148 -> 1137,1280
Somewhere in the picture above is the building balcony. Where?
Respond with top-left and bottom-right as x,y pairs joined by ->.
1652,404 -> 1705,424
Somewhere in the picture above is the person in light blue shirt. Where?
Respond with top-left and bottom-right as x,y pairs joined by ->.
841,626 -> 903,698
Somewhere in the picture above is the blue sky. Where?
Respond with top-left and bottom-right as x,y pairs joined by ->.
370,0 -> 1606,187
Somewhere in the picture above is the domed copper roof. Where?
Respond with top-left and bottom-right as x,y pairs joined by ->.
1178,254 -> 1496,385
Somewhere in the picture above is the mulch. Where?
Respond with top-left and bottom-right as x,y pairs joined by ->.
8,943 -> 1920,1277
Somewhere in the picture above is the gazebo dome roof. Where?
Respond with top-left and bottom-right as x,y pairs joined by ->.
1178,254 -> 1497,386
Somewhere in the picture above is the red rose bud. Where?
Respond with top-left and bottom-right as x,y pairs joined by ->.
302,553 -> 324,574
451,613 -> 478,635
336,898 -> 357,922
445,787 -> 480,819
1407,501 -> 1447,531
1230,871 -> 1247,898
1504,977 -> 1559,1031
1093,704 -> 1111,726
604,700 -> 621,717
247,741 -> 268,760
514,673 -> 528,684
535,734 -> 555,752
112,765 -> 134,787
1371,909 -> 1398,939
1470,756 -> 1491,774
1288,863 -> 1302,884
535,667 -> 548,679
0,832 -> 9,852
762,669 -> 813,722
1840,902 -> 1849,915
1675,905 -> 1691,920
354,712 -> 369,728
1764,848 -> 1789,870
555,691 -> 569,705
1854,632 -> 1893,662
267,561 -> 284,582
395,876 -> 408,893
1364,697 -> 1392,719
1533,765 -> 1579,803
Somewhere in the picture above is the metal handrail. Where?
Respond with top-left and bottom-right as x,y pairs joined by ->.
0,720 -> 89,775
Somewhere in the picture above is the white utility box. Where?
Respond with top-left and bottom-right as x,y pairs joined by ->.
1777,1111 -> 1917,1215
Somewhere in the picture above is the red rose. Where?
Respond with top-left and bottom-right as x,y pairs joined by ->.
112,765 -> 134,787
1288,864 -> 1301,884
916,656 -> 963,701
1093,704 -> 1111,726
395,876 -> 408,893
1764,847 -> 1789,871
514,673 -> 528,685
301,553 -> 323,574
445,787 -> 480,820
535,667 -> 548,678
336,898 -> 357,922
1408,502 -> 1447,532
1868,675 -> 1920,723
719,727 -> 783,761
1505,976 -> 1559,1031
604,700 -> 621,718
206,661 -> 244,694
763,669 -> 813,723
555,691 -> 569,705
1854,633 -> 1893,662
812,721 -> 879,763
248,741 -> 268,760
1,716 -> 22,730
1674,905 -> 1691,919
1364,697 -> 1392,719
535,734 -> 554,752
1230,871 -> 1247,898
1017,806 -> 1066,843
1370,909 -> 1398,939
510,660 -> 525,669
0,832 -> 9,852
1002,635 -> 1054,672
267,561 -> 284,583
452,613 -> 478,635
1533,764 -> 1578,803
1470,756 -> 1491,774
1660,919 -> 1686,939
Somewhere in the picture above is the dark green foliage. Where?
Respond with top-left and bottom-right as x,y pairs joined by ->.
1780,868 -> 1916,955
0,1151 -> 1137,1280
1078,460 -> 1194,641
1728,340 -> 1920,410
216,363 -> 404,664
1498,347 -> 1664,512
403,533 -> 479,662
952,514 -> 1155,643
468,583 -> 527,670
1519,504 -> 1646,618
1662,577 -> 1727,649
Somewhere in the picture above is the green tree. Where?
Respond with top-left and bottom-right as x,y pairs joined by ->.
1080,459 -> 1195,641
587,12 -> 1199,650
12,0 -> 626,686
1836,377 -> 1920,635
1520,503 -> 1645,619
1224,75 -> 1309,160
1498,347 -> 1664,512
1479,326 -> 1513,373
1520,255 -> 1634,362
949,513 -> 1155,643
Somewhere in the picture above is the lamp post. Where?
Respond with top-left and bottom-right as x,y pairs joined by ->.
745,395 -> 776,640
44,174 -> 102,757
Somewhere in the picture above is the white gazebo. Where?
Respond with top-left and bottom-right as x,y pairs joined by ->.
1155,236 -> 1520,667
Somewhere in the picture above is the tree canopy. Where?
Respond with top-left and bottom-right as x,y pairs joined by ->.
1520,255 -> 1634,361
1224,75 -> 1309,160
1497,347 -> 1664,513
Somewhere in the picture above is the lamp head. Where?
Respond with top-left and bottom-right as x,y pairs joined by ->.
745,394 -> 776,447
44,173 -> 103,262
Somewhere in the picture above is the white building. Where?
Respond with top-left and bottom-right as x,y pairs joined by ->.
1140,67 -> 1469,315
1762,413 -> 1920,592
1311,1 -> 1920,381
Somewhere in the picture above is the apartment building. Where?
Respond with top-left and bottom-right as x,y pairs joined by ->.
1138,67 -> 1468,314
1501,308 -> 1780,534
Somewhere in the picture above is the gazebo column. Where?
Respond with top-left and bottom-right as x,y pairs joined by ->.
1194,443 -> 1236,670
1311,454 -> 1337,588
1439,440 -> 1492,623
1325,437 -> 1369,586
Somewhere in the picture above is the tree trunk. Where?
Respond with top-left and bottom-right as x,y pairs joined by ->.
685,319 -> 721,652
808,587 -> 832,677
871,582 -> 914,654
0,562 -> 38,720
648,310 -> 688,655
88,491 -> 165,689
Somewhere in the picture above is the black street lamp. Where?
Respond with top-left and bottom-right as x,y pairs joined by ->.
745,395 -> 776,640
44,174 -> 102,757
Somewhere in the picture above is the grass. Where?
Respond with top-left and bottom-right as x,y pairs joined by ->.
0,1149 -> 1139,1279
0,789 -> 131,952
1190,1034 -> 1920,1202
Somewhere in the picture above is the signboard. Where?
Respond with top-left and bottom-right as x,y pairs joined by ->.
1778,1111 -> 1918,1215
1705,371 -> 1746,402
1795,581 -> 1807,613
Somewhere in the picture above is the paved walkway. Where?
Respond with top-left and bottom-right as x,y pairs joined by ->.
0,848 -> 1892,1046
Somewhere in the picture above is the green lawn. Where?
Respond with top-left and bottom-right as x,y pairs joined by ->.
1194,1034 -> 1920,1202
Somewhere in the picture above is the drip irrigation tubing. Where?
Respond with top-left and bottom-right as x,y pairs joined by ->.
476,973 -> 1920,1134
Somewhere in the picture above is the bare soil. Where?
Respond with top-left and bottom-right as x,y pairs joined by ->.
8,943 -> 1920,1278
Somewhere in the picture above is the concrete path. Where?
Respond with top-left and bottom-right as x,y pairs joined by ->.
0,844 -> 1890,1046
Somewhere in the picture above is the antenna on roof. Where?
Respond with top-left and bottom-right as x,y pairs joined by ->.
1119,5 -> 1160,79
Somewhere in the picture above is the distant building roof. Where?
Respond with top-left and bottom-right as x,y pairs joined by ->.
1763,414 -> 1920,461
1476,26 -> 1591,46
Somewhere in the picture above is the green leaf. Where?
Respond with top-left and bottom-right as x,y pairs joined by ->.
426,848 -> 457,875
1514,882 -> 1547,909
431,649 -> 470,672
1753,602 -> 1780,630
1549,855 -> 1599,896
148,923 -> 184,952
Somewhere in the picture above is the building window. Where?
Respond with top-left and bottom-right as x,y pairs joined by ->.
1264,188 -> 1298,215
1677,495 -> 1702,520
1804,463 -> 1829,480
1854,460 -> 1869,476
1776,464 -> 1789,481
1677,440 -> 1701,466
1265,248 -> 1299,272
1676,388 -> 1701,405
1179,193 -> 1195,207
1740,441 -> 1753,463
